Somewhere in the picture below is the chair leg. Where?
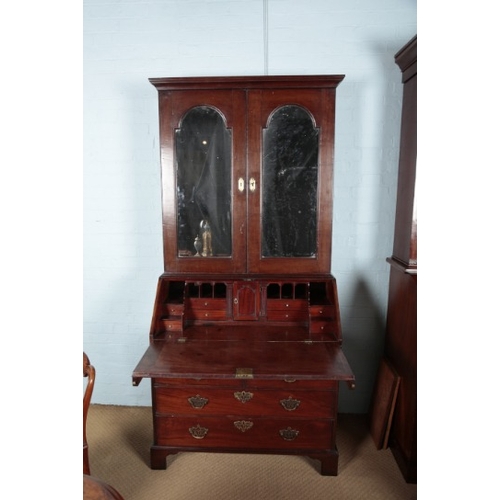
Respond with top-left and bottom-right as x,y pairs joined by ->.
84,443 -> 90,475
83,353 -> 95,475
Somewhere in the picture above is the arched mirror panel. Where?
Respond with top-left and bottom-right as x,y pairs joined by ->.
175,106 -> 232,258
262,105 -> 319,258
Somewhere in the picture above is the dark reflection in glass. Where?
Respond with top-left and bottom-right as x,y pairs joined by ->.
262,105 -> 319,258
175,106 -> 232,257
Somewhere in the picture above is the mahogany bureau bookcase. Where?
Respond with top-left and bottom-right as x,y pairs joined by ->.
132,75 -> 355,476
384,36 -> 417,483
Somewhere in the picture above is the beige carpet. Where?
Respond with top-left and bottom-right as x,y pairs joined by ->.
86,405 -> 417,500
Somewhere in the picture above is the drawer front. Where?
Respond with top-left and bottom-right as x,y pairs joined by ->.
248,379 -> 337,390
185,298 -> 228,321
164,303 -> 184,316
186,298 -> 227,310
156,416 -> 333,450
266,309 -> 309,322
309,305 -> 335,319
266,300 -> 308,311
184,309 -> 228,321
154,378 -> 337,390
160,319 -> 183,332
154,378 -> 244,388
155,387 -> 335,418
309,320 -> 333,334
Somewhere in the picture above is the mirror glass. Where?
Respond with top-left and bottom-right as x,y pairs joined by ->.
175,106 -> 232,257
262,105 -> 319,258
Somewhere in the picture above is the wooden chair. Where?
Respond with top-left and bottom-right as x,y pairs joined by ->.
83,352 -> 96,475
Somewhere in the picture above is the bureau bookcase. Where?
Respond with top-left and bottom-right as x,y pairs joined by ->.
133,76 -> 355,475
384,36 -> 417,483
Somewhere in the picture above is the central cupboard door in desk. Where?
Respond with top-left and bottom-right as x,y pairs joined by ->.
153,77 -> 343,274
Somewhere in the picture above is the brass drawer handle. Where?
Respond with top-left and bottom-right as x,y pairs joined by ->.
189,424 -> 208,439
234,420 -> 253,432
188,395 -> 209,409
279,427 -> 299,441
280,396 -> 301,411
234,391 -> 253,403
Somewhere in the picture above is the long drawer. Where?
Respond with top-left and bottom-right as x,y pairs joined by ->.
155,416 -> 333,450
154,378 -> 337,390
154,387 -> 335,418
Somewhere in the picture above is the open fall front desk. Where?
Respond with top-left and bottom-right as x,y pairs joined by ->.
133,321 -> 354,475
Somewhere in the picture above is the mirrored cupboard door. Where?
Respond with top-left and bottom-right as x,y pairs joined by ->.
247,87 -> 339,274
158,88 -> 247,273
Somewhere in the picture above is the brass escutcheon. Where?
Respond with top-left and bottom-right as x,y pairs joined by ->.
188,395 -> 209,409
188,424 -> 208,439
280,396 -> 301,411
235,367 -> 254,379
234,391 -> 254,403
234,420 -> 254,433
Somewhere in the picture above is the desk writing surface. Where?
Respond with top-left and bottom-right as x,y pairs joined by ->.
132,325 -> 354,383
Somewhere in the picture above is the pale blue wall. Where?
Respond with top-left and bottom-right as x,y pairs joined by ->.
83,0 -> 417,412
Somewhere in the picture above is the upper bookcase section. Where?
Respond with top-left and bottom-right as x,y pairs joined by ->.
149,75 -> 344,275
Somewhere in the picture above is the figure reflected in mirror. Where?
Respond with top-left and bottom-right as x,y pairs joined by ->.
200,219 -> 213,257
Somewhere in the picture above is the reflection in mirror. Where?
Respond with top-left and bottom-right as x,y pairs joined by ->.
175,106 -> 232,257
262,105 -> 319,258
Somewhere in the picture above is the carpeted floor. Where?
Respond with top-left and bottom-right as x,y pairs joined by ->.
86,405 -> 417,500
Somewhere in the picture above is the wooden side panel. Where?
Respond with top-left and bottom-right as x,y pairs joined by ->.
385,266 -> 417,482
392,74 -> 417,266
